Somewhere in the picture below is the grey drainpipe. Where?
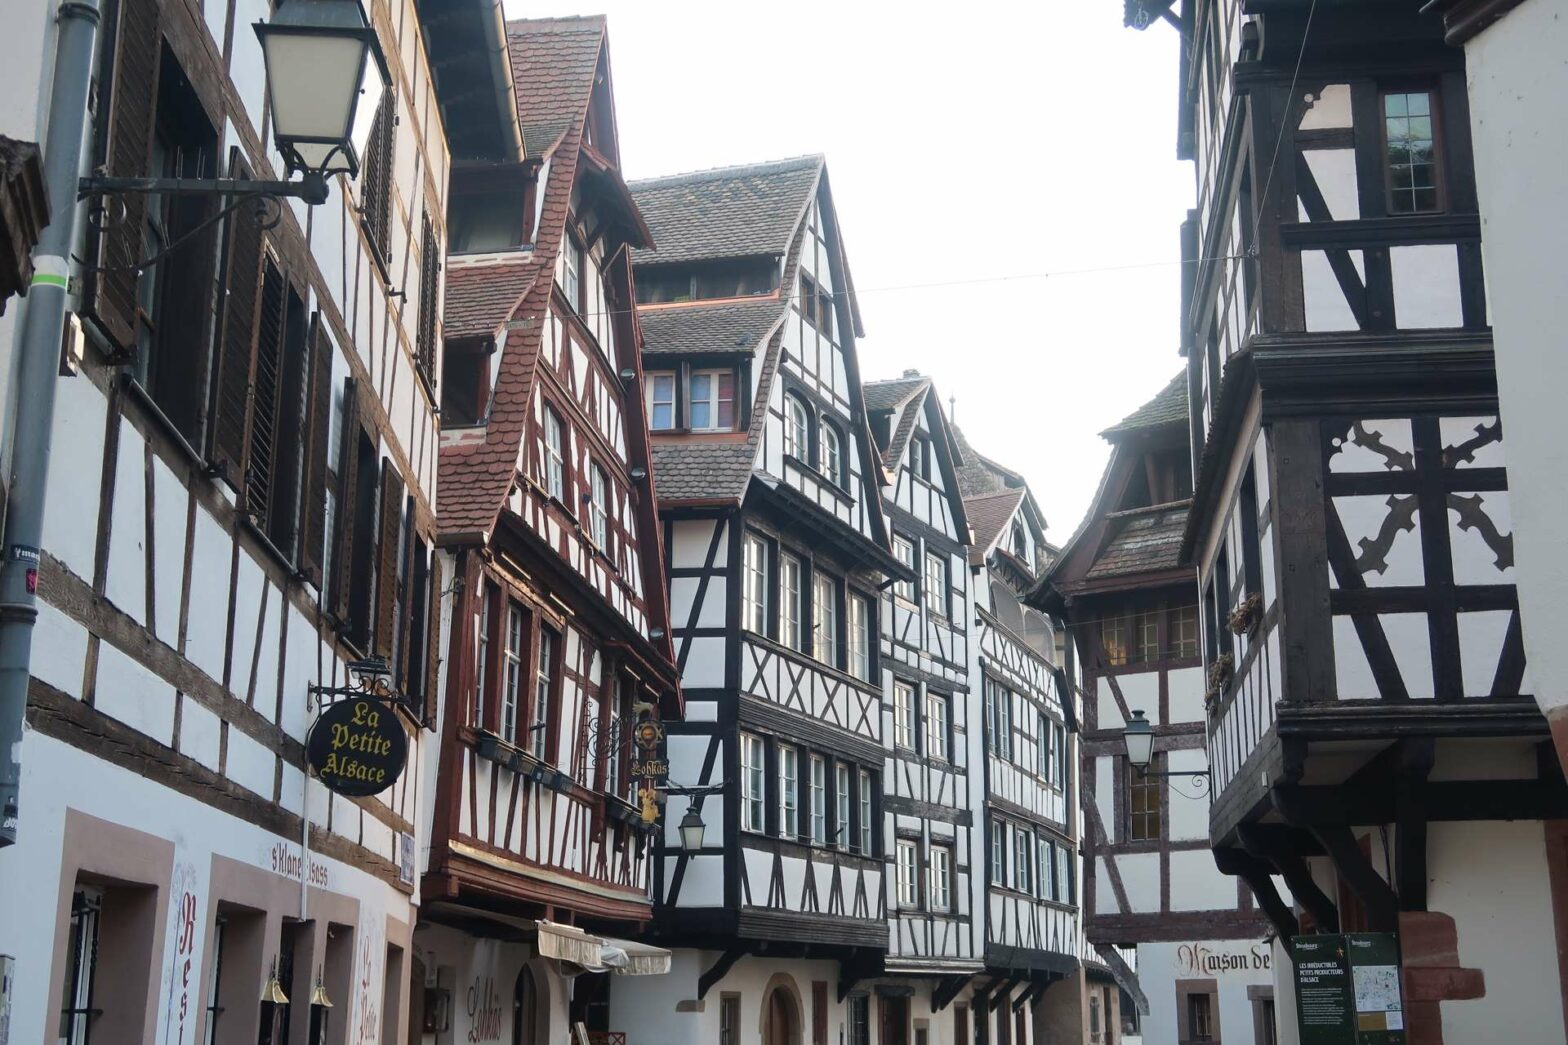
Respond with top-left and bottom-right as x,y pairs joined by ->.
0,0 -> 101,847
479,0 -> 524,161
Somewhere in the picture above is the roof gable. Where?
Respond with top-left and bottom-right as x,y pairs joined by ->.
1101,371 -> 1188,440
507,16 -> 606,159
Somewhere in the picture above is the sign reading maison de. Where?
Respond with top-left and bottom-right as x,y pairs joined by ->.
306,697 -> 409,797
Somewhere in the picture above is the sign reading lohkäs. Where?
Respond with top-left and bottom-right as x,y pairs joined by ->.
306,696 -> 408,797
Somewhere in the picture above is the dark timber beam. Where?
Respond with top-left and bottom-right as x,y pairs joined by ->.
1215,846 -> 1300,942
1238,824 -> 1340,933
697,948 -> 745,1000
1271,779 -> 1568,825
931,975 -> 970,1013
1395,738 -> 1436,911
1314,825 -> 1399,933
989,978 -> 1019,1012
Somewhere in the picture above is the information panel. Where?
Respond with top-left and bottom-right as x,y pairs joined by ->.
1290,933 -> 1406,1045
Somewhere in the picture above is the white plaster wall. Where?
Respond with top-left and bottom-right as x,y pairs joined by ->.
412,925 -> 569,1045
1466,0 -> 1568,734
1137,939 -> 1274,1045
0,732 -> 415,1045
1428,820 -> 1566,1043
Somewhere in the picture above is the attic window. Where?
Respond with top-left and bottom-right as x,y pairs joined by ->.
442,341 -> 492,426
448,165 -> 535,253
635,260 -> 777,304
799,272 -> 834,338
908,436 -> 930,481
1011,522 -> 1027,560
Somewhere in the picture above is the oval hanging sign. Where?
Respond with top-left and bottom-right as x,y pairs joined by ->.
306,697 -> 408,797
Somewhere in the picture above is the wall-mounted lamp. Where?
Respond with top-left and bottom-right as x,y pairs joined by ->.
1122,709 -> 1210,796
630,466 -> 647,482
307,968 -> 333,1045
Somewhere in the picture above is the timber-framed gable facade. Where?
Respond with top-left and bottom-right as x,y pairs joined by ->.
1126,1 -> 1565,1042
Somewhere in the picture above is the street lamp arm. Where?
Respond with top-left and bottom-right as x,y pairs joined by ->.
79,172 -> 330,206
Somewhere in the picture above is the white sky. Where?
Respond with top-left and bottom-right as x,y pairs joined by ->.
504,1 -> 1195,542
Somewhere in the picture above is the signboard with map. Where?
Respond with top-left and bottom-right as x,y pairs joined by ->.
1290,933 -> 1406,1045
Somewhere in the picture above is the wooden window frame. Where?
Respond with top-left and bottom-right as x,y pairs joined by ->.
646,370 -> 676,431
923,550 -> 948,620
740,732 -> 765,833
1379,86 -> 1446,217
858,769 -> 875,856
929,842 -> 953,912
742,532 -> 770,636
892,534 -> 916,603
925,690 -> 950,762
809,754 -> 828,846
1127,758 -> 1163,842
812,571 -> 841,668
779,744 -> 799,840
834,762 -> 851,851
589,463 -> 611,554
528,625 -> 560,762
784,394 -> 812,460
896,838 -> 920,908
689,368 -> 737,433
780,551 -> 804,650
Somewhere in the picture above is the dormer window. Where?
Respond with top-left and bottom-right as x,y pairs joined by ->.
819,422 -> 843,485
785,396 -> 811,459
690,370 -> 736,431
647,372 -> 676,430
908,436 -> 930,481
1011,521 -> 1028,560
447,164 -> 536,253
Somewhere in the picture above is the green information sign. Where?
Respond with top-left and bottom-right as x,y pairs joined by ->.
1290,933 -> 1406,1045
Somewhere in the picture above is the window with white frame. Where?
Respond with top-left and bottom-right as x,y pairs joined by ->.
908,436 -> 926,479
785,395 -> 810,459
848,593 -> 871,681
646,372 -> 676,430
1015,825 -> 1032,893
929,843 -> 952,911
987,681 -> 1012,760
690,369 -> 736,431
896,840 -> 920,907
590,465 -> 610,550
991,820 -> 1006,885
531,627 -> 557,759
1054,723 -> 1068,789
561,231 -> 583,310
892,534 -> 916,602
1040,836 -> 1054,900
779,745 -> 798,839
741,733 -> 765,832
924,550 -> 947,618
813,572 -> 839,666
502,604 -> 524,743
1173,603 -> 1200,659
859,770 -> 874,854
1057,843 -> 1073,903
820,421 -> 842,483
743,533 -> 769,634
836,763 -> 851,850
926,691 -> 949,760
810,755 -> 827,845
473,582 -> 491,727
542,407 -> 565,501
780,552 -> 803,649
893,681 -> 916,750
1037,712 -> 1051,778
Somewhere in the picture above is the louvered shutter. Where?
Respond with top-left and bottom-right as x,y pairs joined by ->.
208,151 -> 264,483
244,257 -> 286,520
416,210 -> 440,387
297,314 -> 333,585
397,498 -> 418,683
329,378 -> 361,622
373,461 -> 405,659
423,553 -> 443,725
81,0 -> 160,353
361,92 -> 394,262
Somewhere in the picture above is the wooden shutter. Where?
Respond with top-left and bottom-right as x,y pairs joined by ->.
208,150 -> 264,482
361,92 -> 394,261
373,461 -> 405,659
423,552 -> 443,725
329,378 -> 361,621
81,0 -> 160,352
416,210 -> 440,387
245,257 -> 286,519
297,316 -> 333,585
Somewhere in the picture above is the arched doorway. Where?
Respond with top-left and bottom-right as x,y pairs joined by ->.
762,984 -> 801,1045
513,965 -> 538,1044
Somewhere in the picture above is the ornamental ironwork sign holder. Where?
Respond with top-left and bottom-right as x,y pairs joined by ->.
307,655 -> 427,728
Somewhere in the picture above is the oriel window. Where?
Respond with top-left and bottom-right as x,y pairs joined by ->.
1384,90 -> 1441,215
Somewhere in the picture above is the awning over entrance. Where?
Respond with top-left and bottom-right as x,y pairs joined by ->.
534,920 -> 671,976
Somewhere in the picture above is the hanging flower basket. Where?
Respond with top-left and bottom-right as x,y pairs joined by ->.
1228,593 -> 1263,636
1204,653 -> 1235,712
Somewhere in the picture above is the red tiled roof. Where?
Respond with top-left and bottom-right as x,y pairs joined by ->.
442,257 -> 538,341
507,16 -> 606,158
965,488 -> 1025,558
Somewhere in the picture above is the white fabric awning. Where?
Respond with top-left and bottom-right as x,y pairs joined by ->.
535,920 -> 603,967
598,935 -> 671,977
532,920 -> 670,976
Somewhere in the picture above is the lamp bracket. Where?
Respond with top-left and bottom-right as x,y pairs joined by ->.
79,173 -> 330,207
1134,766 -> 1211,799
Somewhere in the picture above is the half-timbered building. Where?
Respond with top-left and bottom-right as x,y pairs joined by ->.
419,15 -> 681,1042
1128,1 -> 1567,1041
956,431 -> 1107,1045
609,155 -> 917,1044
863,374 -> 985,1009
1035,377 -> 1275,1045
0,0 -> 464,1039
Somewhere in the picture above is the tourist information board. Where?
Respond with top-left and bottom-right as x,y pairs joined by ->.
1290,933 -> 1406,1045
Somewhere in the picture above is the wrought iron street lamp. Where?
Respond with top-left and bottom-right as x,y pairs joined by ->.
1122,708 -> 1211,797
255,0 -> 391,184
78,0 -> 389,211
678,806 -> 706,852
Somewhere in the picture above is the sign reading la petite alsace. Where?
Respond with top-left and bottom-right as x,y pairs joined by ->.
306,697 -> 409,797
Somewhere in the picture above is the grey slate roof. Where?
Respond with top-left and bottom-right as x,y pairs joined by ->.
640,298 -> 786,356
1085,503 -> 1189,579
507,16 -> 605,159
1101,371 -> 1188,438
863,376 -> 927,414
649,441 -> 757,502
628,156 -> 822,266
